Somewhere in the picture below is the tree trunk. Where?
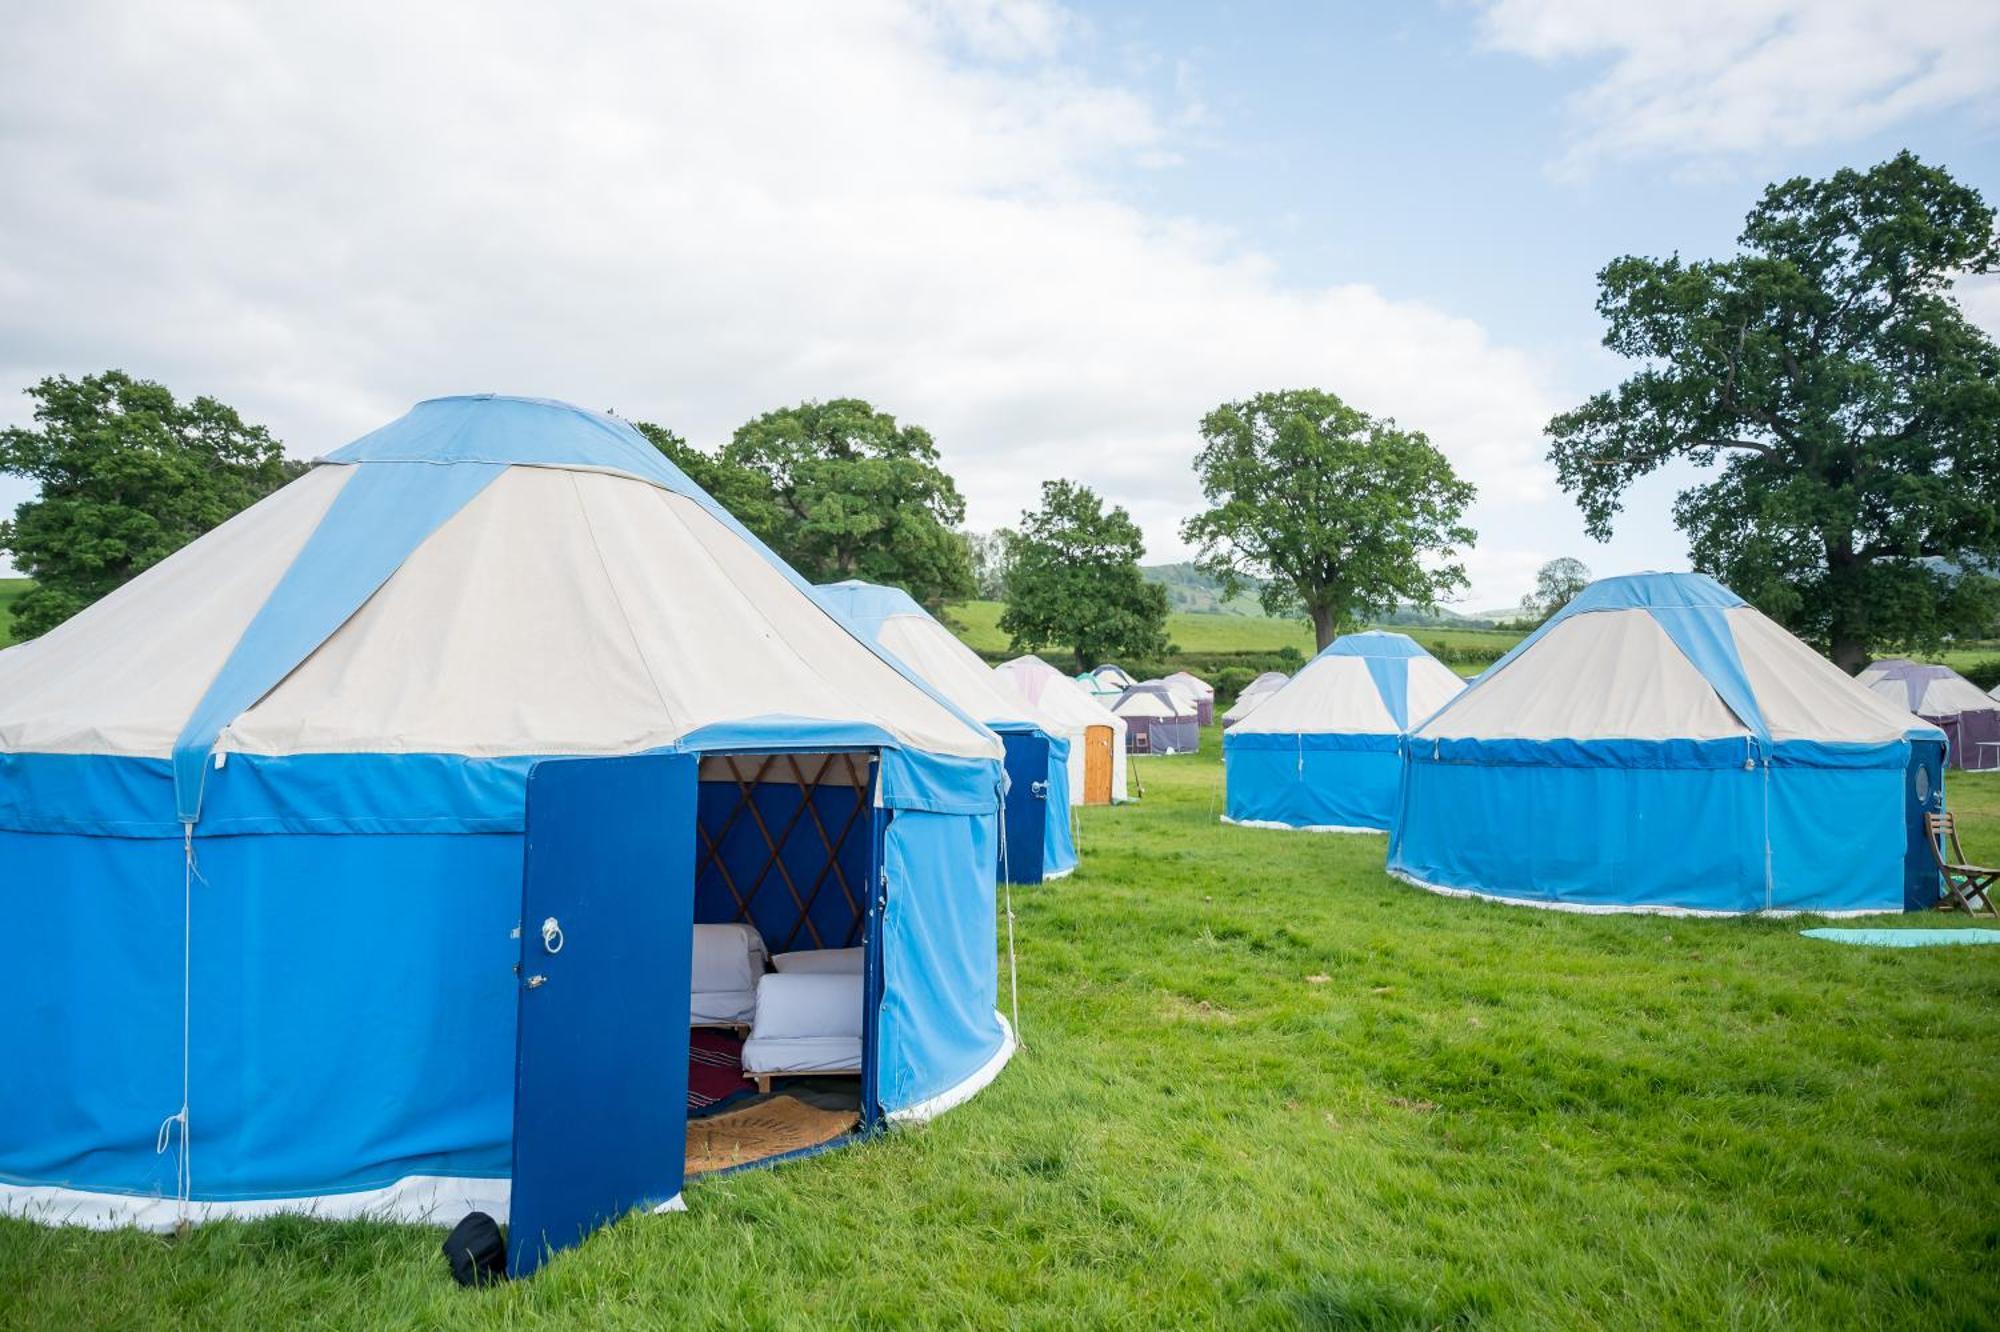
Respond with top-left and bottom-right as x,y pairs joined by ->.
1828,629 -> 1868,674
1825,540 -> 1867,674
1310,604 -> 1337,652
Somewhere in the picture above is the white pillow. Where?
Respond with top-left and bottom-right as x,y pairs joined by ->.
769,946 -> 864,975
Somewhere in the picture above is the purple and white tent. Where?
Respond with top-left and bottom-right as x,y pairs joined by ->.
1112,683 -> 1200,755
1857,659 -> 2000,771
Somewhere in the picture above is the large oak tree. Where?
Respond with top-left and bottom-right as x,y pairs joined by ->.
1183,389 -> 1476,650
1548,152 -> 2000,671
0,371 -> 301,639
1000,479 -> 1169,672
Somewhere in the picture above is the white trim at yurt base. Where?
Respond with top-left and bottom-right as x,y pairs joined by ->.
1220,816 -> 1383,836
1042,865 -> 1076,881
885,1013 -> 1017,1126
0,1172 -> 515,1232
1386,869 -> 1895,919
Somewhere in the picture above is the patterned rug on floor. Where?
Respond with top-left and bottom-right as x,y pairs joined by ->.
688,1029 -> 756,1114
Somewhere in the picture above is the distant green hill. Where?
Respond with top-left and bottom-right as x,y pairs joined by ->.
1139,563 -> 1494,628
1139,562 -> 1266,615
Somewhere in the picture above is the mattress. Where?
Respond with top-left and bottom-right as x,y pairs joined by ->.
690,922 -> 768,1027
741,971 -> 864,1075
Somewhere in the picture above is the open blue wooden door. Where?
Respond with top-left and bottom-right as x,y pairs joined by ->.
1903,737 -> 1946,910
999,731 -> 1048,886
510,752 -> 697,1279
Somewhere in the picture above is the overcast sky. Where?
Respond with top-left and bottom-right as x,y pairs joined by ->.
2,0 -> 1996,609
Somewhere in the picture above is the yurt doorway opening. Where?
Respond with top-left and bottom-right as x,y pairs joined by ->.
686,749 -> 884,1175
1083,725 -> 1113,805
510,747 -> 888,1274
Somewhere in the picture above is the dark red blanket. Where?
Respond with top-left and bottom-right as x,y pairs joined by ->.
688,1029 -> 756,1114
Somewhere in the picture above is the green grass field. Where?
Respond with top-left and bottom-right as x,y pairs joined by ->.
943,600 -> 1525,671
3,737 -> 1995,1329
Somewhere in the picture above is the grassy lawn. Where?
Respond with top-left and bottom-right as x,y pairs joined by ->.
4,736 -> 1996,1329
943,599 -> 1524,671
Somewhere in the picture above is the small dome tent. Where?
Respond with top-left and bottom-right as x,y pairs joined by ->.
1220,671 -> 1289,729
1164,671 -> 1215,724
1224,633 -> 1463,833
1090,664 -> 1136,693
1113,683 -> 1200,755
1388,573 -> 1948,915
815,581 -> 1078,880
1857,659 -> 2000,771
0,395 -> 1014,1234
996,654 -> 1129,805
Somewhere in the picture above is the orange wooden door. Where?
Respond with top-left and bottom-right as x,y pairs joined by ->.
1083,725 -> 1113,805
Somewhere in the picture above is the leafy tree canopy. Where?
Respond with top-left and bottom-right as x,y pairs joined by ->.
630,419 -> 787,537
1001,479 -> 1170,672
718,399 -> 974,608
0,370 -> 302,639
1548,151 -> 2000,670
1523,556 -> 1592,623
1182,388 -> 1477,650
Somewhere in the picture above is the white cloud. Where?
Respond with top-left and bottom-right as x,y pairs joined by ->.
1477,0 -> 2000,169
0,0 -> 1578,605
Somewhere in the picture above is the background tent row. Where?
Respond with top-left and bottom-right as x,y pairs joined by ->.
814,581 -> 1078,882
1220,671 -> 1288,728
0,395 -> 1018,1241
995,654 -> 1129,804
1220,574 -> 1954,919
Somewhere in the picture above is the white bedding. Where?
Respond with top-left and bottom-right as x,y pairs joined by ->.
741,971 -> 864,1076
690,922 -> 768,1027
769,947 -> 864,975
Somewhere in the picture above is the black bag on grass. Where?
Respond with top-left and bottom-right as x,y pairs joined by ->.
443,1211 -> 507,1287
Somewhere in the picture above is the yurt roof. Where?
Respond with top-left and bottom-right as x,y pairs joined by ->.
1857,658 -> 2000,717
1232,632 -> 1463,736
0,395 -> 1001,823
814,580 -> 1064,736
995,655 -> 1127,736
1219,672 -> 1289,723
1412,572 -> 1942,747
1112,684 -> 1183,719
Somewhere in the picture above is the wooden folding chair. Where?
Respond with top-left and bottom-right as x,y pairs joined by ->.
1926,811 -> 2000,916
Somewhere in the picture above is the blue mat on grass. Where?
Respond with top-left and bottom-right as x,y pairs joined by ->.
1801,928 -> 2000,948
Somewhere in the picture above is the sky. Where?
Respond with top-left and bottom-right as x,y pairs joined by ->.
0,0 -> 1996,610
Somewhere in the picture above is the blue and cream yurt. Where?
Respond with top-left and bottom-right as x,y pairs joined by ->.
1388,573 -> 1948,914
0,395 -> 1016,1236
814,580 -> 1078,882
1223,632 -> 1463,833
